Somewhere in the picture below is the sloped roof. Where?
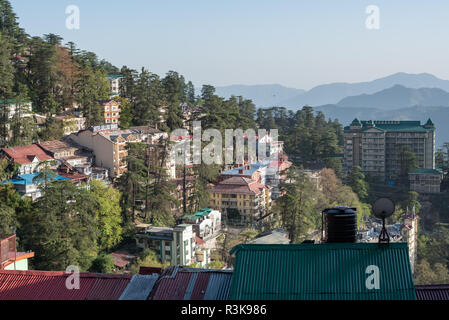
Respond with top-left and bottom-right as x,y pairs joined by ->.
409,168 -> 443,175
229,243 -> 416,300
212,177 -> 267,195
2,172 -> 70,186
0,270 -> 131,300
149,266 -> 233,300
2,145 -> 53,165
119,274 -> 159,300
416,284 -> 449,300
38,140 -> 76,154
344,120 -> 434,132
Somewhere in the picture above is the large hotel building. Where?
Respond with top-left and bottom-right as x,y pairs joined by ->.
343,119 -> 436,181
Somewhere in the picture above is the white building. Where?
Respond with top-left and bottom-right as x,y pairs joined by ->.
107,75 -> 123,96
0,99 -> 33,119
182,209 -> 222,249
135,224 -> 211,267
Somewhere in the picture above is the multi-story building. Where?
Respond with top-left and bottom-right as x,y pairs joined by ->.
135,224 -> 211,267
409,168 -> 443,194
101,100 -> 121,124
344,119 -> 436,181
55,114 -> 86,136
209,177 -> 271,226
182,209 -> 222,248
0,99 -> 32,119
107,75 -> 123,96
68,124 -> 141,178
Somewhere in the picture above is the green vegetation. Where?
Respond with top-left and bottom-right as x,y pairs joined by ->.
274,167 -> 369,243
257,106 -> 343,176
129,249 -> 169,274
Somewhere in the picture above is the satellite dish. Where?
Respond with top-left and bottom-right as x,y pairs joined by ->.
372,198 -> 395,219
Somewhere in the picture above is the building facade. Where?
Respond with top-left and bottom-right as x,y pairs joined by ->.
210,177 -> 271,226
101,100 -> 121,124
68,124 -> 141,178
344,119 -> 436,181
135,224 -> 210,267
409,168 -> 443,194
107,75 -> 123,96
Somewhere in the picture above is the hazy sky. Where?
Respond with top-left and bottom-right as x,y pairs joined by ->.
9,0 -> 449,90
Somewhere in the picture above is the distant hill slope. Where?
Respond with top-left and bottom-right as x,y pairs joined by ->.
281,73 -> 449,110
215,73 -> 449,109
314,105 -> 449,147
214,84 -> 305,108
337,85 -> 449,109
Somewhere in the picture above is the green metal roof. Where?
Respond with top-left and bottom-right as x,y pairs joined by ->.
344,120 -> 435,132
409,168 -> 443,175
229,243 -> 416,300
182,208 -> 213,220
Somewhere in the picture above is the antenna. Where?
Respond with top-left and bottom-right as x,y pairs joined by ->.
372,198 -> 395,244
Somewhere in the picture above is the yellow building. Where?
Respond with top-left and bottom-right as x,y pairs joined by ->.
210,177 -> 271,226
101,100 -> 121,124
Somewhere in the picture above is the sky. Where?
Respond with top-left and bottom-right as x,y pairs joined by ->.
9,0 -> 449,90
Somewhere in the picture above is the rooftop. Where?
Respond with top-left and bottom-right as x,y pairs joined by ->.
1,145 -> 53,165
0,270 -> 131,300
409,168 -> 443,175
344,120 -> 435,132
149,266 -> 233,300
229,243 -> 416,300
2,172 -> 70,186
38,140 -> 77,154
212,177 -> 268,195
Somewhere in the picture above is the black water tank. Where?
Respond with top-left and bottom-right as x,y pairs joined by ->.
323,206 -> 358,243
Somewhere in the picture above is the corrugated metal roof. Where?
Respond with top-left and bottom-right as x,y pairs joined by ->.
416,285 -> 449,300
119,274 -> 159,300
0,270 -> 131,300
149,267 -> 233,300
229,243 -> 416,300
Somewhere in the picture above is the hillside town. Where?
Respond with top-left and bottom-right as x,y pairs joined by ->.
1,0 -> 449,302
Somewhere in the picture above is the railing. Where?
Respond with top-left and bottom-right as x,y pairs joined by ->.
0,235 -> 16,267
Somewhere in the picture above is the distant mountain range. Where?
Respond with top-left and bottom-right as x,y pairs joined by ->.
215,72 -> 449,109
214,72 -> 449,145
336,85 -> 449,109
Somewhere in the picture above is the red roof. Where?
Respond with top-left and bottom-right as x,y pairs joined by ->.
110,252 -> 137,268
0,270 -> 131,300
139,267 -> 163,275
212,177 -> 267,195
416,285 -> 449,300
2,145 -> 53,165
150,267 -> 232,300
196,236 -> 205,246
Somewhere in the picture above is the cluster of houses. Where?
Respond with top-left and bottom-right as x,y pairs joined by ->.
134,209 -> 222,268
